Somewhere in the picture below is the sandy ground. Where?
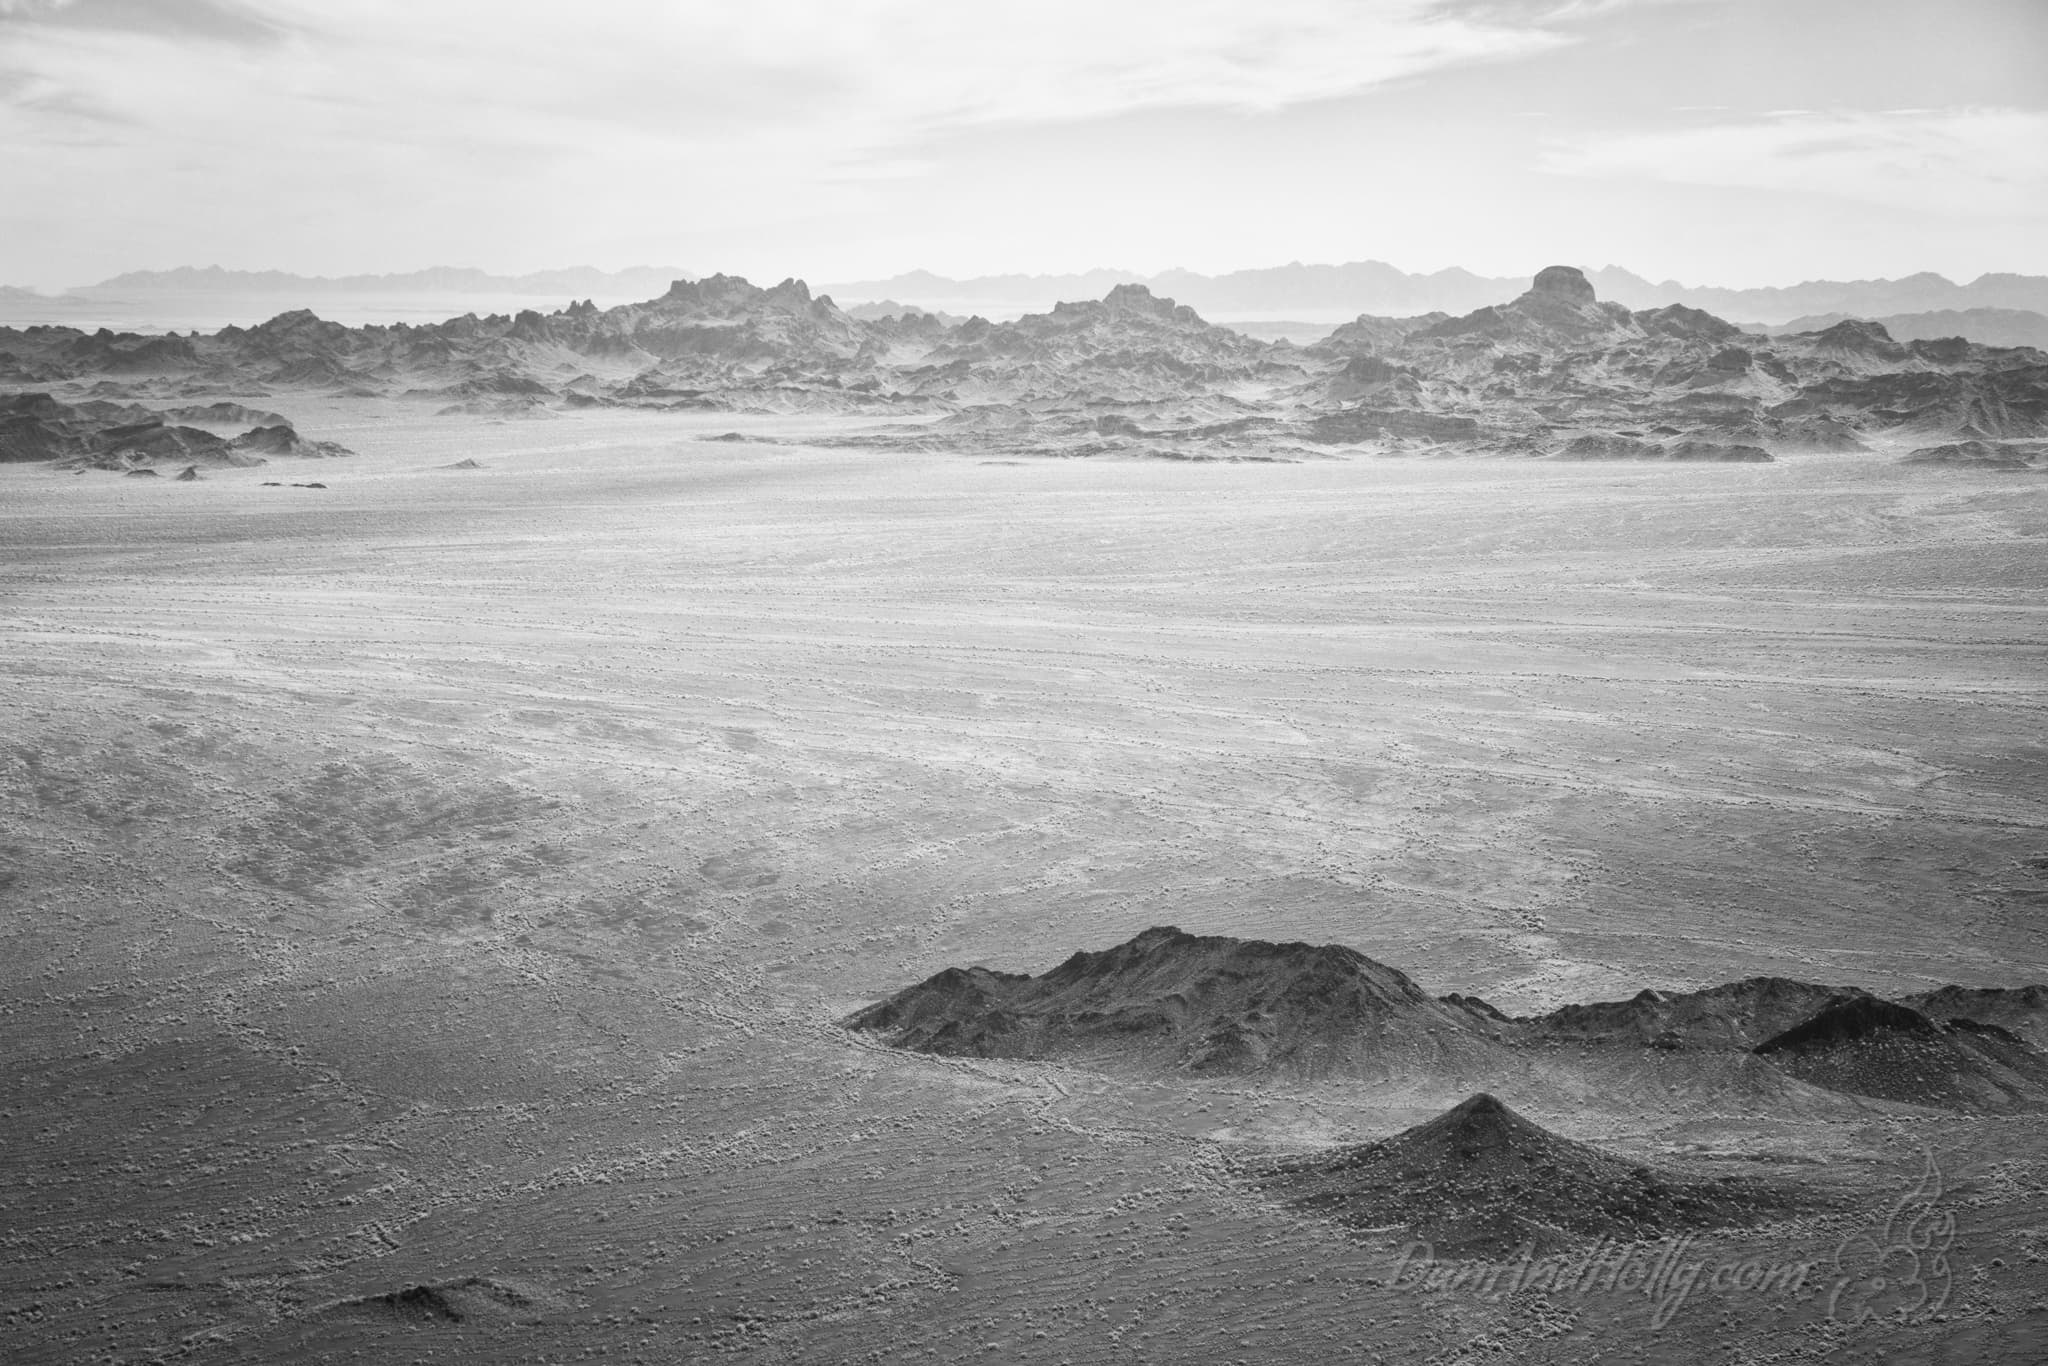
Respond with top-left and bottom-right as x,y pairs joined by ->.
4,401 -> 2046,1362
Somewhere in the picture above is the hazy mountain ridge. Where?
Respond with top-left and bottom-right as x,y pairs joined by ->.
63,264 -> 694,299
15,263 -> 2047,329
1750,307 -> 2048,352
823,262 -> 2048,326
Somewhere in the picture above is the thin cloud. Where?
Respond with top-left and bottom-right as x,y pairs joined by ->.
4,1 -> 1613,146
0,0 -> 1621,223
0,0 -> 289,46
1544,107 -> 2048,216
1429,0 -> 1708,20
3,0 -> 2034,288
0,61 -> 130,124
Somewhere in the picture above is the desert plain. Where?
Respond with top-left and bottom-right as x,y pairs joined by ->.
4,402 -> 2047,1363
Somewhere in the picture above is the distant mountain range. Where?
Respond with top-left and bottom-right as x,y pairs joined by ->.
55,265 -> 693,300
818,263 -> 2048,327
10,263 -> 2047,332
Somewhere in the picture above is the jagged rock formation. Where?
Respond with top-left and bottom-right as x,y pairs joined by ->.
0,391 -> 347,470
894,283 -> 1292,408
1254,1094 -> 1806,1255
1304,268 -> 2048,457
1407,263 -> 1639,349
5,266 -> 2044,461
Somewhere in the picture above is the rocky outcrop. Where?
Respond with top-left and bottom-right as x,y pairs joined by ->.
0,391 -> 345,469
1407,265 -> 1642,349
904,284 -> 1294,406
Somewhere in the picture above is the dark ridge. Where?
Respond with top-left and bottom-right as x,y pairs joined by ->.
1439,992 -> 1509,1022
841,925 -> 1492,1077
1901,984 -> 2048,1044
1753,996 -> 1937,1053
849,931 -> 2048,1109
1530,976 -> 1862,1051
1947,1017 -> 2027,1044
1752,996 -> 2048,1112
321,1277 -> 547,1325
363,1284 -> 466,1322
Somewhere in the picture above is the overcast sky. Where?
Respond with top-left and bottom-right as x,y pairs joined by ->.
1,0 -> 2043,290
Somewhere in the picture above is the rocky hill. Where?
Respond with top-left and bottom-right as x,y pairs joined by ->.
1753,997 -> 2048,1112
77,263 -> 691,302
1252,1093 -> 1808,1256
842,925 -> 1496,1079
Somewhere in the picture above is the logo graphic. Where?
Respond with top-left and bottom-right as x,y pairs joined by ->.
1827,1149 -> 1955,1328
